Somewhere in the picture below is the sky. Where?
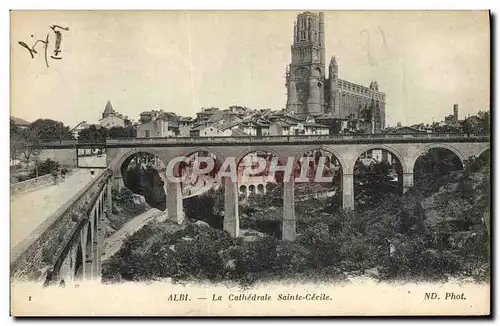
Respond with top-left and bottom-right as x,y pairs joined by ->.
10,10 -> 490,128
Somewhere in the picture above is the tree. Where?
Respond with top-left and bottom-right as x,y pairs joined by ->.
108,126 -> 137,138
183,187 -> 225,229
414,148 -> 463,195
10,119 -> 24,165
10,119 -> 19,137
28,119 -> 73,141
78,125 -> 108,143
30,159 -> 60,178
16,127 -> 40,166
477,110 -> 490,134
354,160 -> 400,209
432,124 -> 461,134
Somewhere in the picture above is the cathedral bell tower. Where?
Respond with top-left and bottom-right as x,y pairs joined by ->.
328,56 -> 339,115
286,12 -> 326,116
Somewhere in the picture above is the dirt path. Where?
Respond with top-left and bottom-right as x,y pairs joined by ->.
102,181 -> 217,262
102,208 -> 165,261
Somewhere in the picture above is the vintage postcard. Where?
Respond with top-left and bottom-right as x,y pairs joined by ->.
9,10 -> 491,316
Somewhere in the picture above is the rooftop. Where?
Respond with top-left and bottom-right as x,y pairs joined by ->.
103,100 -> 114,114
304,122 -> 330,128
231,128 -> 250,136
11,116 -> 30,126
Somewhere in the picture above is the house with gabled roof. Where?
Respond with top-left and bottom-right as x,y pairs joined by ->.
10,116 -> 30,129
269,120 -> 291,136
189,124 -> 230,137
99,101 -> 126,128
137,109 -> 183,138
71,121 -> 101,139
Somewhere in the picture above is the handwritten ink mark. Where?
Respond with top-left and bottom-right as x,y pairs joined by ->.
49,25 -> 70,60
18,41 -> 36,58
357,28 -> 388,67
18,24 -> 69,68
357,30 -> 376,67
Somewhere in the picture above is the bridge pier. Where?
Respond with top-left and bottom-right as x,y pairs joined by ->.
402,172 -> 414,194
92,193 -> 102,279
107,182 -> 113,211
98,183 -> 112,268
80,228 -> 92,281
165,179 -> 184,224
223,178 -> 240,237
113,175 -> 125,191
282,180 -> 296,241
342,173 -> 354,210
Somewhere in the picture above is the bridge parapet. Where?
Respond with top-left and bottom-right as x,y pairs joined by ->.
11,169 -> 112,283
106,133 -> 489,147
30,133 -> 490,149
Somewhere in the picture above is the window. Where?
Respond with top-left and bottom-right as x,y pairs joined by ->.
145,130 -> 150,138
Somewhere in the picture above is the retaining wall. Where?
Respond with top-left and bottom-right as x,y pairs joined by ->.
10,174 -> 56,196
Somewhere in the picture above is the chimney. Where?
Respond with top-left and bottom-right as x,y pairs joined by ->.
453,104 -> 459,122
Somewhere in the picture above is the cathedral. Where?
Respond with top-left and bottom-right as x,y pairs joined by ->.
285,12 -> 386,131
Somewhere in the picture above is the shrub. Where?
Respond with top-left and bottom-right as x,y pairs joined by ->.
275,241 -> 311,273
16,174 -> 32,182
112,187 -> 147,215
30,159 -> 60,178
174,230 -> 228,280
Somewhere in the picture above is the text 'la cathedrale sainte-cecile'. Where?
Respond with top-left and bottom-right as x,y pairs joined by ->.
167,293 -> 333,302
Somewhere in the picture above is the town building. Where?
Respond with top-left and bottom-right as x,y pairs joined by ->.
392,126 -> 428,134
71,121 -> 101,139
444,104 -> 460,126
178,117 -> 194,137
99,101 -> 127,128
358,149 -> 394,167
137,110 -> 183,138
189,125 -> 231,137
285,12 -> 386,132
268,120 -> 292,136
10,117 -> 30,130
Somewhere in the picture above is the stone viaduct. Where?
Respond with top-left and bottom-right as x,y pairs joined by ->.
105,134 -> 490,242
11,134 -> 489,286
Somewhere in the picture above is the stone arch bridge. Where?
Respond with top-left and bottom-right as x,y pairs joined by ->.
11,133 -> 489,286
106,134 -> 489,241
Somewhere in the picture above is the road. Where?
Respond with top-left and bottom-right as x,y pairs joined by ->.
10,168 -> 104,250
10,158 -> 217,260
78,155 -> 107,167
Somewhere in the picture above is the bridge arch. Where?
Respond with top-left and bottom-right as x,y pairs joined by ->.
291,145 -> 345,217
411,143 -> 466,172
234,146 -> 287,167
294,145 -> 347,174
114,148 -> 168,177
473,144 -> 490,159
355,144 -> 407,174
176,147 -> 227,163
